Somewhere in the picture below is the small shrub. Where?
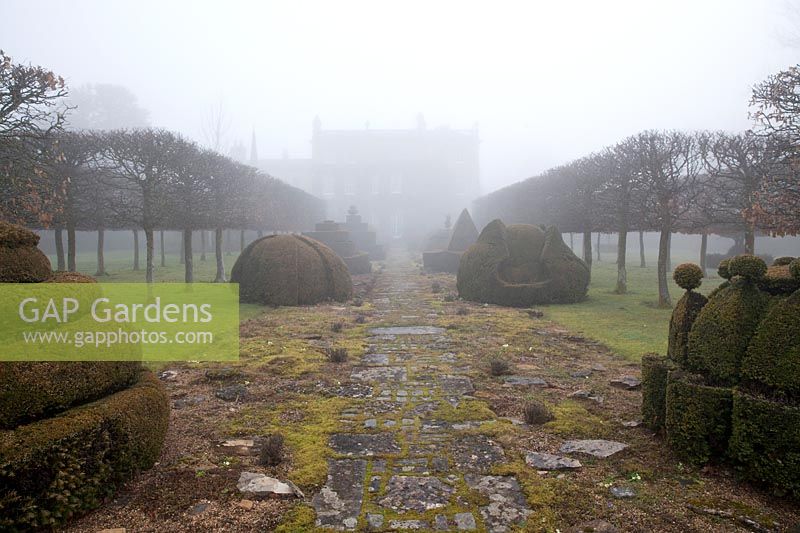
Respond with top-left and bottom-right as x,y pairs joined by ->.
325,347 -> 348,363
354,314 -> 367,324
523,399 -> 554,425
456,306 -> 469,316
526,309 -> 544,318
673,263 -> 703,291
259,433 -> 285,467
431,281 -> 442,293
773,256 -> 795,267
727,255 -> 767,281
443,292 -> 457,302
331,321 -> 344,333
489,358 -> 510,376
352,297 -> 363,307
717,258 -> 732,280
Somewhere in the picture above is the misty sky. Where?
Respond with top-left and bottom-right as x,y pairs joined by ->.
3,0 -> 797,194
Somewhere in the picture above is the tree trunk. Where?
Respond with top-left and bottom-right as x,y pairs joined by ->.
145,229 -> 155,283
657,228 -> 672,308
569,232 -> 574,251
226,229 -> 232,256
160,230 -> 166,267
55,228 -> 65,271
183,229 -> 194,283
666,232 -> 672,272
200,230 -> 207,261
582,231 -> 592,268
700,232 -> 708,274
214,227 -> 226,282
257,230 -> 263,238
67,226 -> 76,272
744,225 -> 755,255
179,232 -> 185,264
133,229 -> 140,271
615,230 -> 628,294
95,228 -> 106,276
240,230 -> 245,252
596,233 -> 601,262
639,230 -> 646,268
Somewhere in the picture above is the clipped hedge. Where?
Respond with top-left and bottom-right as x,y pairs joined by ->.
343,252 -> 371,275
686,279 -> 770,386
728,390 -> 800,498
641,354 -> 675,432
665,370 -> 733,466
757,264 -> 800,295
231,234 -> 353,306
0,221 -> 51,283
667,289 -> 707,366
457,220 -> 589,307
0,362 -> 141,429
741,289 -> 800,401
0,371 -> 169,530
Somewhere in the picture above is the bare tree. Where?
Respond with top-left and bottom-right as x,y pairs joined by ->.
631,131 -> 704,308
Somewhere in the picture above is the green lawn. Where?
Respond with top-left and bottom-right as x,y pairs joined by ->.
55,249 -> 721,361
52,250 -> 265,321
542,256 -> 723,361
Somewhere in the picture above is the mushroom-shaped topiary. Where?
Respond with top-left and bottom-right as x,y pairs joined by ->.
673,263 -> 704,291
231,234 -> 353,306
717,259 -> 732,280
791,259 -> 800,280
727,255 -> 767,281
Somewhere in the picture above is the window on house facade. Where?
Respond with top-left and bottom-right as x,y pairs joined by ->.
323,175 -> 335,196
390,171 -> 403,194
344,175 -> 356,196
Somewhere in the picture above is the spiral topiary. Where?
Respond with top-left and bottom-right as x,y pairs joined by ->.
673,263 -> 704,291
727,255 -> 767,281
717,258 -> 732,280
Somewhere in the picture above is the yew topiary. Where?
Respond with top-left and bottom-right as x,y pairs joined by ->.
686,278 -> 770,387
673,263 -> 704,291
772,256 -> 795,267
728,390 -> 800,498
0,221 -> 51,282
665,370 -> 733,466
231,234 -> 353,306
791,259 -> 800,280
0,372 -> 169,530
740,290 -> 800,401
457,220 -> 589,306
727,254 -> 767,280
667,290 -> 708,366
641,354 -> 675,432
717,258 -> 732,280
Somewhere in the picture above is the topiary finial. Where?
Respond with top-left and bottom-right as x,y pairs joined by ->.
673,263 -> 704,291
717,258 -> 732,280
727,254 -> 768,281
790,259 -> 800,280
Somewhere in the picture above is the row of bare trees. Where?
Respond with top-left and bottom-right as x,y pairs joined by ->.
1,50 -> 324,283
474,65 -> 800,307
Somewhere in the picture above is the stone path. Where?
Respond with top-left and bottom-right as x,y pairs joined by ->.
312,252 -> 533,531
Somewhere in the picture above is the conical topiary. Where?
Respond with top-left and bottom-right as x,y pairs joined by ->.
447,208 -> 479,252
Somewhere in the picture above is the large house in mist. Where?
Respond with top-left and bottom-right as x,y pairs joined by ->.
243,116 -> 481,242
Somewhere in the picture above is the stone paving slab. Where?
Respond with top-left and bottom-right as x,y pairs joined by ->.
378,475 -> 456,513
329,433 -> 401,456
312,459 -> 367,530
369,326 -> 446,335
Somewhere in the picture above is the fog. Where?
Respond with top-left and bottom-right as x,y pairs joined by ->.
2,0 -> 797,194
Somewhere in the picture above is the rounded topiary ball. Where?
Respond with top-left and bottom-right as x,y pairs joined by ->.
728,255 -> 768,281
791,259 -> 800,280
0,221 -> 52,282
773,256 -> 795,267
718,259 -> 732,280
674,263 -> 704,291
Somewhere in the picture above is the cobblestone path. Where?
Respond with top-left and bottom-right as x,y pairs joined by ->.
312,251 -> 532,532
